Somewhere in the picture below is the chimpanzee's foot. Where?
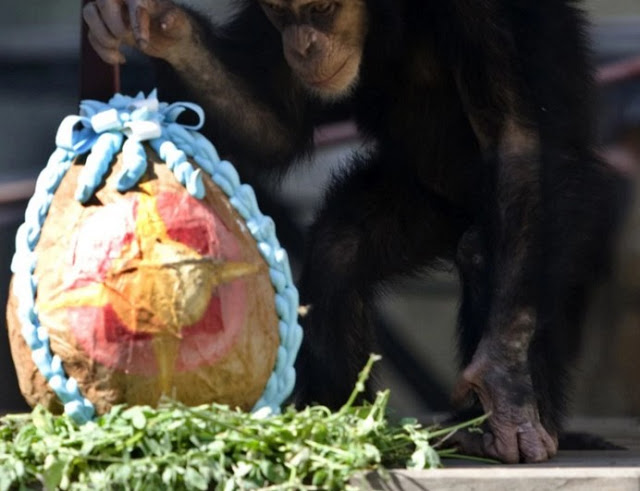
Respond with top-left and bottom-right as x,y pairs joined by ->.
450,352 -> 558,463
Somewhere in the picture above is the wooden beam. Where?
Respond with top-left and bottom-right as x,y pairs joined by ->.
79,0 -> 119,101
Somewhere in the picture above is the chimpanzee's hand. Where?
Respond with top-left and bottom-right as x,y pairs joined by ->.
450,351 -> 559,463
83,0 -> 193,64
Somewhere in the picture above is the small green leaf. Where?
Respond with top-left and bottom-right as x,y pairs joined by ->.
206,440 -> 225,454
0,472 -> 14,491
42,454 -> 66,491
358,416 -> 376,434
408,447 -> 426,470
233,461 -> 252,478
13,460 -> 25,479
312,469 -> 328,487
260,461 -> 287,483
162,467 -> 175,486
184,467 -> 208,490
287,447 -> 310,468
362,443 -> 381,463
123,407 -> 147,430
113,464 -> 132,482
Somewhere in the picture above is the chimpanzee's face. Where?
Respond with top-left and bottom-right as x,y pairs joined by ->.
257,0 -> 368,99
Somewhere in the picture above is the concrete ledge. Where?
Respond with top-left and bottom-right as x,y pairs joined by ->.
356,451 -> 640,490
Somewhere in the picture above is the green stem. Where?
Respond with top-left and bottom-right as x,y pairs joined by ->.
337,354 -> 382,416
429,413 -> 489,442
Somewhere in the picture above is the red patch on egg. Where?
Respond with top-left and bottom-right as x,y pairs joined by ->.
62,192 -> 247,375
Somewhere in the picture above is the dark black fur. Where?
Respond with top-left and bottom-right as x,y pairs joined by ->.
157,0 -> 625,461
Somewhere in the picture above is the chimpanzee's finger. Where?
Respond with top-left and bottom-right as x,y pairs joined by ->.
127,0 -> 152,49
95,0 -> 130,40
87,32 -> 126,64
537,422 -> 559,458
517,423 -> 550,463
83,2 -> 120,49
485,424 -> 520,464
87,31 -> 126,64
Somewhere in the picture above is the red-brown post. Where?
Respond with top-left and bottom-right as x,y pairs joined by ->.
80,0 -> 120,101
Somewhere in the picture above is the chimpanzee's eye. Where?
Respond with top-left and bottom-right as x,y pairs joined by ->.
264,2 -> 287,16
310,2 -> 337,15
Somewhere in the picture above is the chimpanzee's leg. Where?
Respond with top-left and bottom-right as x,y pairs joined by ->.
533,156 -> 627,430
445,2 -> 621,461
456,225 -> 492,368
450,152 -> 626,463
294,153 -> 469,409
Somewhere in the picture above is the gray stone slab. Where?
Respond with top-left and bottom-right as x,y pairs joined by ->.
356,451 -> 640,490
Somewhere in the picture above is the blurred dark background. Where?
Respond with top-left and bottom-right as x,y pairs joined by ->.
1,1 -> 639,419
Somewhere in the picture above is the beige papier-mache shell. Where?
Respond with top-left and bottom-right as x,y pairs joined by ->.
7,148 -> 279,416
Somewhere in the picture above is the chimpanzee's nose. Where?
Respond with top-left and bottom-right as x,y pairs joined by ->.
286,25 -> 317,58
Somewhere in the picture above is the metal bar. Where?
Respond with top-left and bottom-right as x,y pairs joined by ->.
597,55 -> 640,85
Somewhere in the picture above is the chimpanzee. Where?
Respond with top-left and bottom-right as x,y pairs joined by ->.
84,0 -> 624,462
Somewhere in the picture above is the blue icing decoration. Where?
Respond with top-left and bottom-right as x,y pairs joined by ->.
236,184 -> 260,216
90,108 -> 120,133
21,324 -> 38,347
187,169 -> 205,199
116,138 -> 148,192
148,138 -> 173,162
64,400 -> 85,417
32,347 -> 54,379
64,400 -> 94,423
48,375 -> 64,393
192,132 -> 220,166
164,123 -> 194,151
274,294 -> 289,322
212,172 -> 234,196
174,160 -> 192,183
194,154 -> 216,176
36,326 -> 50,343
11,90 -> 302,423
161,101 -> 205,130
278,321 -> 289,343
272,248 -> 294,286
283,287 -> 299,322
229,196 -> 251,220
14,272 -> 36,298
25,191 -> 49,226
275,346 -> 288,373
218,160 -> 241,188
247,216 -> 276,243
258,242 -> 275,263
10,250 -> 36,276
51,355 -> 63,373
269,269 -> 287,293
284,367 -> 296,392
263,376 -> 278,400
24,224 -> 41,249
75,132 -> 124,203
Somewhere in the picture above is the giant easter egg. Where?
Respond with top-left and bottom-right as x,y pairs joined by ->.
6,92 -> 301,422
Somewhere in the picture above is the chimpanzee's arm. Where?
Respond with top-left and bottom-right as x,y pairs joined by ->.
83,0 -> 315,176
157,4 -> 316,175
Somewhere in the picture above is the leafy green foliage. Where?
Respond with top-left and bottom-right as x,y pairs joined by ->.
0,355 -> 486,490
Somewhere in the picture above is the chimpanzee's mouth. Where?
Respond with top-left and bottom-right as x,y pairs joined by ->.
303,58 -> 350,89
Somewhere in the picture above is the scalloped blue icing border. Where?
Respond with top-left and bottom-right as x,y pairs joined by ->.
10,90 -> 302,423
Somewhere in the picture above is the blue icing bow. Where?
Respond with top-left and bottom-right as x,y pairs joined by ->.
55,89 -> 207,202
11,90 -> 302,424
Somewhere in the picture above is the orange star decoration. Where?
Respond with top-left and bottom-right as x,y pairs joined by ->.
40,183 -> 261,395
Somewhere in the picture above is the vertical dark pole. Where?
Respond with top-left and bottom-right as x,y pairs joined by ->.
80,0 -> 120,101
